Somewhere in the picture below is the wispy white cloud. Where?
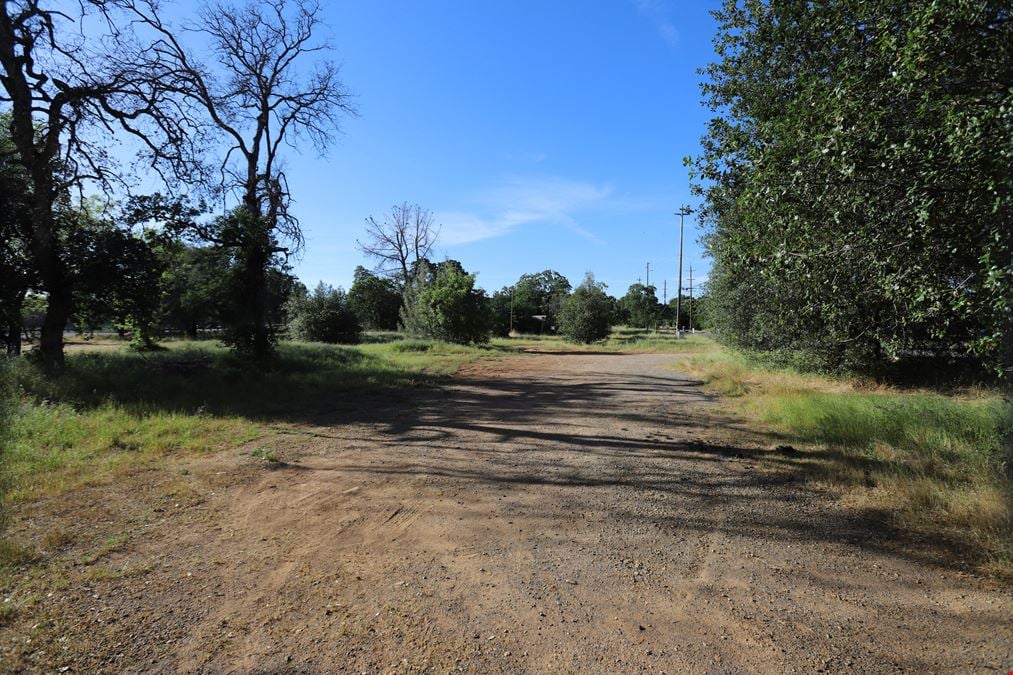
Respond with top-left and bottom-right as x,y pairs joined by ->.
439,176 -> 612,246
633,0 -> 680,49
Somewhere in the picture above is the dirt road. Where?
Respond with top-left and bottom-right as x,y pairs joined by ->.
6,352 -> 1012,672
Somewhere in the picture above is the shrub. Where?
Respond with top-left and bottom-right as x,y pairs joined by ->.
558,274 -> 611,344
286,282 -> 361,344
400,261 -> 491,344
348,266 -> 402,330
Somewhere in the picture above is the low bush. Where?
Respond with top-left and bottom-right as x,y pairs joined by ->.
558,274 -> 611,344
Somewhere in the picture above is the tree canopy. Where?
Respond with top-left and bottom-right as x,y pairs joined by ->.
400,261 -> 491,344
691,0 -> 1012,375
619,283 -> 662,329
510,270 -> 572,334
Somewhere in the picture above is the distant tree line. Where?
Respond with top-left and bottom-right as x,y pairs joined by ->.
690,0 -> 1011,376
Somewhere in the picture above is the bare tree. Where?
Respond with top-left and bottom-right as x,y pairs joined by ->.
0,0 -> 199,373
132,0 -> 356,359
358,202 -> 440,287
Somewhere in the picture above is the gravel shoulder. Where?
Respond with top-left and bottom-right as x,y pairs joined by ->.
3,351 -> 1011,672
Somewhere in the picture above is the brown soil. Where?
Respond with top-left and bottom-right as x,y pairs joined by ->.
3,352 -> 1011,673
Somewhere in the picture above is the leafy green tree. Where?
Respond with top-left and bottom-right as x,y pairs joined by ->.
620,283 -> 662,328
20,295 -> 46,342
0,2 -> 196,372
348,266 -> 401,330
558,274 -> 612,344
510,270 -> 572,334
691,0 -> 1012,374
154,241 -> 231,338
400,261 -> 491,344
69,216 -> 164,350
666,295 -> 705,331
489,287 -> 514,337
286,282 -> 361,344
127,198 -> 299,357
0,116 -> 32,355
607,294 -> 628,327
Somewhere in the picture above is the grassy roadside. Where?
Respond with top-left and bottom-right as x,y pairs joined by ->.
498,328 -> 718,353
681,348 -> 1012,575
5,339 -> 505,507
5,329 -> 708,508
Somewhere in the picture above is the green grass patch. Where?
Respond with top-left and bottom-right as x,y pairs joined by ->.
8,402 -> 258,501
501,329 -> 717,353
6,338 -> 507,504
681,348 -> 1013,573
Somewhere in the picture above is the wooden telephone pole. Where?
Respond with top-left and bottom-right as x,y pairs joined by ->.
675,205 -> 693,336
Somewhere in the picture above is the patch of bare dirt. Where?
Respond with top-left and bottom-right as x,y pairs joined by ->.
2,352 -> 1011,672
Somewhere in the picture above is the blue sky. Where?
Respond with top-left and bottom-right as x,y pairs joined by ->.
228,0 -> 720,297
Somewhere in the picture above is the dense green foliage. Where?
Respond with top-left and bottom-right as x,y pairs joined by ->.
400,261 -> 491,344
286,282 -> 361,344
619,283 -> 663,328
558,275 -> 613,344
348,266 -> 401,330
692,0 -> 1012,374
487,269 -> 573,336
126,197 -> 301,352
509,270 -> 571,334
69,215 -> 164,350
665,295 -> 707,331
489,288 -> 514,337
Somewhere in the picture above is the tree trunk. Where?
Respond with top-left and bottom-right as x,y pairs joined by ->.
249,241 -> 271,361
39,286 -> 70,374
32,203 -> 70,374
3,321 -> 20,356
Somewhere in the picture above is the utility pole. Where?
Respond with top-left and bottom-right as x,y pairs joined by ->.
509,286 -> 514,335
662,279 -> 668,329
675,205 -> 693,336
688,266 -> 694,333
645,262 -> 651,288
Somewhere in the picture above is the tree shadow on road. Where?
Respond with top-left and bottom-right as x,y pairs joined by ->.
13,342 -> 1000,577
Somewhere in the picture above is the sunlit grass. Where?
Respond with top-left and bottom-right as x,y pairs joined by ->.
500,328 -> 718,353
681,349 -> 1013,573
8,403 -> 259,502
6,338 -> 507,504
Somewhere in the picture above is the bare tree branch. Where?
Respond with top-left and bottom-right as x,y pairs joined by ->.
358,202 -> 440,286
